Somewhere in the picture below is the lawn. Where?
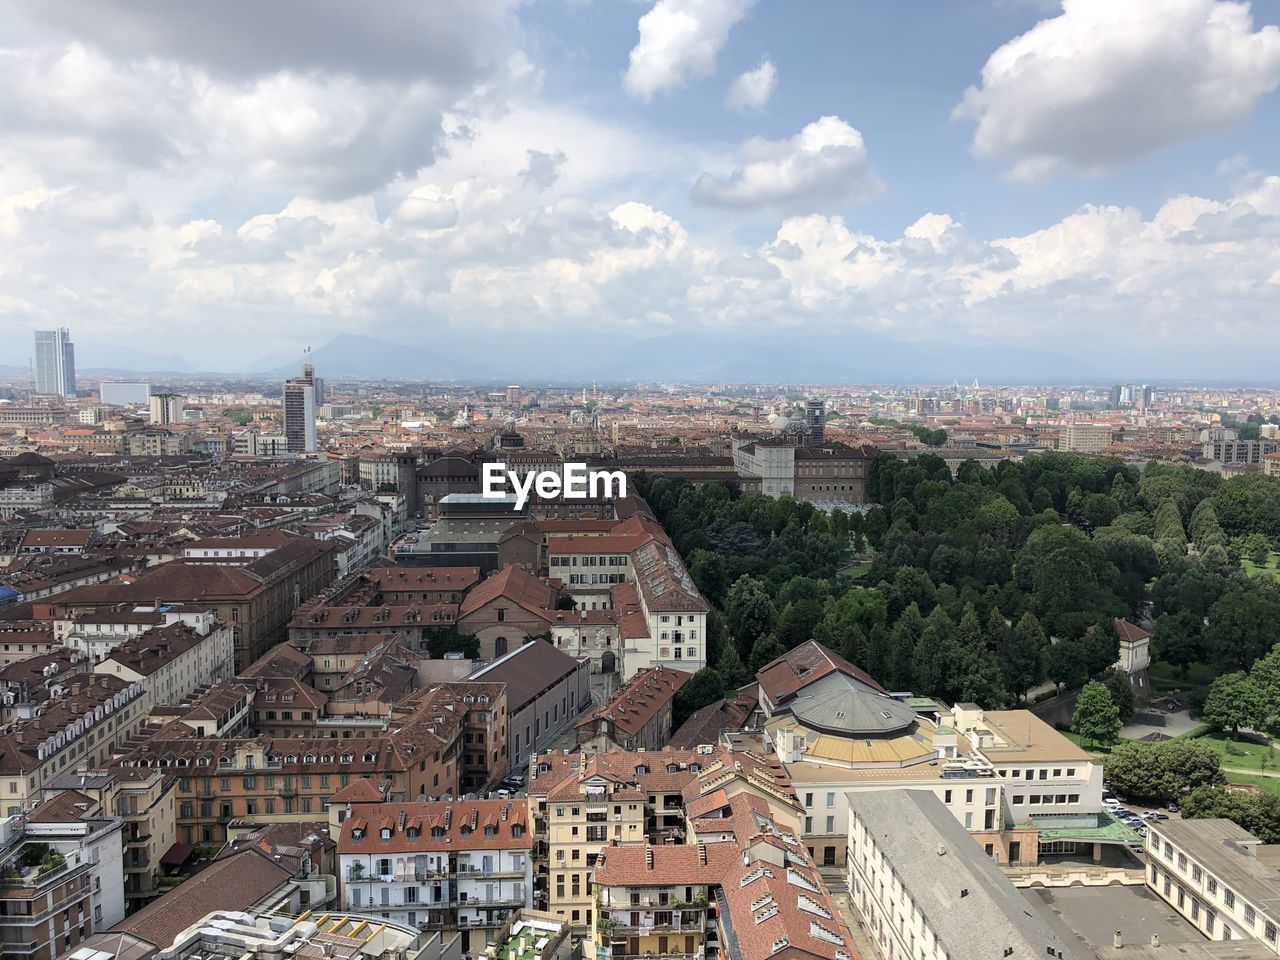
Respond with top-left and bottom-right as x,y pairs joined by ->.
1191,731 -> 1280,774
1058,729 -> 1125,757
1242,551 -> 1280,580
1223,771 -> 1280,796
1147,659 -> 1217,691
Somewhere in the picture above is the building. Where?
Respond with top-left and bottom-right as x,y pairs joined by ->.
0,674 -> 150,814
1145,817 -> 1280,949
33,327 -> 76,399
847,789 -> 1089,960
22,788 -> 127,929
337,798 -> 533,949
283,363 -> 318,454
1114,618 -> 1152,692
1059,422 -> 1113,454
46,767 -> 178,913
758,642 -> 1112,869
52,538 -> 336,671
92,618 -> 235,708
78,909 -> 461,960
148,393 -> 183,426
107,839 -> 334,954
99,381 -> 150,406
593,842 -> 739,960
733,436 -> 872,505
0,814 -> 109,960
469,640 -> 590,775
1201,430 -> 1279,465
575,666 -> 688,753
458,565 -> 561,660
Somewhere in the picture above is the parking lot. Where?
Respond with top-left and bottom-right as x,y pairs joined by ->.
1103,790 -> 1180,840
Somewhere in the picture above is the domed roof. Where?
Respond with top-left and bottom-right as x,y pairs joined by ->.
789,671 -> 917,737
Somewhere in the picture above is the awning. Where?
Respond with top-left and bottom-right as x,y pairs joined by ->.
160,842 -> 195,867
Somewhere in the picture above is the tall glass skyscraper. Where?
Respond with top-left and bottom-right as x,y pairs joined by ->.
33,328 -> 76,399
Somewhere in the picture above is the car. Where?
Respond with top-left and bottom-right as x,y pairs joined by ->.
503,774 -> 527,788
495,788 -> 511,800
1135,826 -> 1148,837
1167,802 -> 1180,813
1151,812 -> 1170,821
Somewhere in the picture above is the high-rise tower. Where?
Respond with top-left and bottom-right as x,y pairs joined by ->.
33,328 -> 76,399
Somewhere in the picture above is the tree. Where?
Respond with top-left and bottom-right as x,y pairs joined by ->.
1182,786 -> 1280,843
1242,532 -> 1272,567
1045,638 -> 1089,693
954,604 -> 1006,707
1106,740 -> 1224,802
1103,670 -> 1136,724
748,634 -> 786,673
672,668 -> 725,729
1206,584 -> 1280,671
914,607 -> 959,700
1001,612 -> 1046,702
725,577 -> 778,655
1202,672 -> 1265,738
1072,680 -> 1121,747
1154,611 -> 1206,680
887,603 -> 924,692
716,640 -> 750,690
423,628 -> 480,659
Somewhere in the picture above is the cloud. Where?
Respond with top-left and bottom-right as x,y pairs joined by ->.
955,0 -> 1280,179
3,0 -> 521,82
691,116 -> 881,211
520,149 -> 568,191
724,57 -> 776,112
624,0 -> 756,101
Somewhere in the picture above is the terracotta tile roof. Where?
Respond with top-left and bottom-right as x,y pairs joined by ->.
756,640 -> 885,705
1114,618 -> 1152,643
338,799 -> 531,854
459,565 -> 559,620
577,666 -> 688,737
111,848 -> 295,949
670,685 -> 757,750
329,777 -> 385,804
21,529 -> 92,548
594,840 -> 739,886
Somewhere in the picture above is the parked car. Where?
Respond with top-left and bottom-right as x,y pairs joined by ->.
1167,802 -> 1180,813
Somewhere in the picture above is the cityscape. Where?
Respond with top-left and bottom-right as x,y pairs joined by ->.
4,4 -> 1280,960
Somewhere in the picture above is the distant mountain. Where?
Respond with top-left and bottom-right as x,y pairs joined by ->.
77,341 -> 195,374
255,333 -> 501,380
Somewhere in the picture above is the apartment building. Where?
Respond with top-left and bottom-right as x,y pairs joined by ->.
612,541 -> 708,680
575,666 -> 688,753
46,767 -> 177,913
52,537 -> 336,670
0,675 -> 149,815
338,799 -> 533,951
22,790 -> 126,929
593,843 -> 739,960
93,619 -> 234,708
120,685 -> 465,845
0,817 -> 104,960
847,789 -> 1089,960
545,769 -> 646,930
1146,818 -> 1280,949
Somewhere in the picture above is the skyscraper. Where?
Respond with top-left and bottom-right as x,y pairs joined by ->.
33,328 -> 76,399
805,398 -> 825,445
283,363 -> 317,453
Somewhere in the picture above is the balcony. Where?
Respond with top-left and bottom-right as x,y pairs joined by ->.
606,923 -> 705,936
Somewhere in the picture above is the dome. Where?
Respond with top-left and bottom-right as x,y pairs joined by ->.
788,672 -> 917,737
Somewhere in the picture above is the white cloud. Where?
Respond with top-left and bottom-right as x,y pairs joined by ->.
955,0 -> 1280,179
724,57 -> 776,112
692,116 -> 881,211
624,0 -> 756,101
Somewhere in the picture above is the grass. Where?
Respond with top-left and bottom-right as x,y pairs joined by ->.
1241,551 -> 1280,580
1148,659 -> 1216,692
1223,771 -> 1280,796
839,561 -> 874,579
1190,730 -> 1280,773
1058,729 -> 1127,757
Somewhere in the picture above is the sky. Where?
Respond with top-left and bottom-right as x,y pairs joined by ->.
2,0 -> 1280,380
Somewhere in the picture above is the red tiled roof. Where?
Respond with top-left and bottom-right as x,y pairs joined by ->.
756,640 -> 885,704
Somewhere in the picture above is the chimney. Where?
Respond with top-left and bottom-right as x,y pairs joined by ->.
1151,935 -> 1160,948
698,843 -> 707,866
646,848 -> 654,871
1113,932 -> 1121,949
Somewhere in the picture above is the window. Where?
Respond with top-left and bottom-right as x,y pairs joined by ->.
1225,889 -> 1236,909
826,792 -> 835,808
